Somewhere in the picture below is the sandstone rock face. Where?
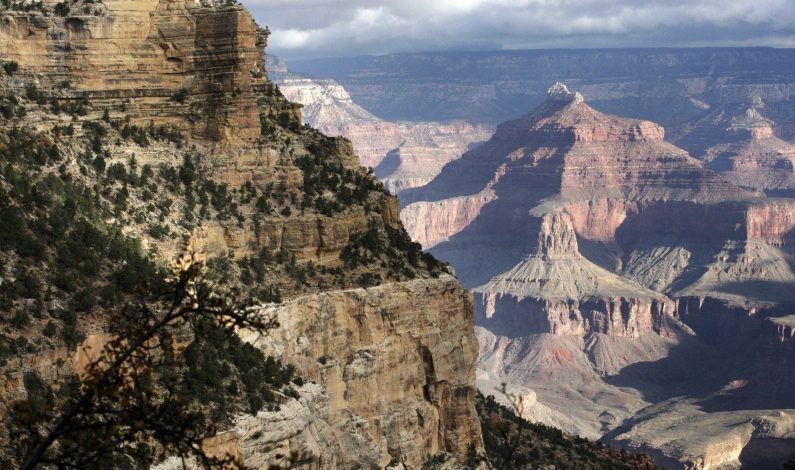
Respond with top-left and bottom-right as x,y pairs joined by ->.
372,122 -> 493,195
155,383 -> 341,469
399,83 -> 795,468
0,0 -> 277,141
475,211 -> 675,338
0,2 -> 483,467
401,191 -> 496,248
274,70 -> 493,192
241,276 -> 481,468
196,208 -> 372,264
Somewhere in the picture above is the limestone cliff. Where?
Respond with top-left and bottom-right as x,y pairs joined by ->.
0,1 -> 482,467
241,276 -> 480,467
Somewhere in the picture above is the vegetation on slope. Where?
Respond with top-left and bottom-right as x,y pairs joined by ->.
0,17 -> 452,466
0,122 -> 301,467
474,392 -> 658,469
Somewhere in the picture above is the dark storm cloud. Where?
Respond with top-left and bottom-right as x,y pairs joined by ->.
243,0 -> 795,58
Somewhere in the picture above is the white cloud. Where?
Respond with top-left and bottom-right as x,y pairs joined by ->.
245,0 -> 795,58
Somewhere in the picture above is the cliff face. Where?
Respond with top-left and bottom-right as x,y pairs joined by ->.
399,83 -> 795,468
241,276 -> 480,467
0,0 -> 269,142
0,1 -> 482,467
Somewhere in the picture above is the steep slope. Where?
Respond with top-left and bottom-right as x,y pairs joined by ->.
0,1 -> 482,467
400,83 -> 795,468
269,73 -> 382,130
475,392 -> 659,469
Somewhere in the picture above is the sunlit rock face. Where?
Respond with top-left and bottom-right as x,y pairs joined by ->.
679,106 -> 795,197
0,1 -> 484,467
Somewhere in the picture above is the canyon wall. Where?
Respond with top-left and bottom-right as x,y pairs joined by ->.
289,48 -> 795,141
240,276 -> 481,467
0,1 -> 483,467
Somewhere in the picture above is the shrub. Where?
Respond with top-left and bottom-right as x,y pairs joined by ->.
53,1 -> 69,16
171,88 -> 189,103
148,224 -> 171,240
42,321 -> 57,338
92,154 -> 106,174
10,310 -> 30,328
2,61 -> 19,75
106,162 -> 127,182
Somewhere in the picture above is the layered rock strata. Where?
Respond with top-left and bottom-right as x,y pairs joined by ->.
691,107 -> 795,196
241,276 -> 480,467
399,83 -> 795,468
289,48 -> 795,141
0,1 -> 482,467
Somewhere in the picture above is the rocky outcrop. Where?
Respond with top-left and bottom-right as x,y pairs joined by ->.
401,191 -> 496,248
605,399 -> 795,470
694,107 -> 795,196
0,1 -> 483,467
155,384 -> 340,469
474,211 -> 675,338
273,74 -> 381,130
373,122 -> 493,194
240,276 -> 481,468
0,0 -> 282,142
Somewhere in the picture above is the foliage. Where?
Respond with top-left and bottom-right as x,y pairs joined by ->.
294,139 -> 390,216
53,1 -> 69,16
6,251 -> 297,469
476,392 -> 658,469
340,220 -> 447,285
120,121 -> 184,148
171,88 -> 189,104
1,61 -> 18,75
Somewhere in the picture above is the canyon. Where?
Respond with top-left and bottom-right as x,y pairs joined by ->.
271,54 -> 795,465
3,0 -> 795,467
271,64 -> 493,195
397,82 -> 795,469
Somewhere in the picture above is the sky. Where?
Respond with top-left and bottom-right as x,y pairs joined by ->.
242,0 -> 795,60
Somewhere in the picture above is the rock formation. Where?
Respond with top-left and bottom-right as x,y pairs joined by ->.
399,83 -> 795,468
239,276 -> 480,467
678,106 -> 795,196
0,1 -> 482,467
